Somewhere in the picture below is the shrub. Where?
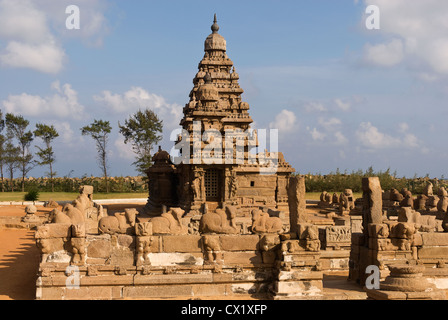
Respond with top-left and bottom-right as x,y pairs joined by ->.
24,190 -> 40,202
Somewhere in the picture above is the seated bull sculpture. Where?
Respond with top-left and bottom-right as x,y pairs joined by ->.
150,207 -> 186,235
49,204 -> 85,225
200,206 -> 239,234
250,207 -> 283,234
98,208 -> 139,235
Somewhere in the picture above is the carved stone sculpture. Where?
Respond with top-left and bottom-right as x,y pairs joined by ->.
438,188 -> 448,213
400,193 -> 414,208
414,194 -> 428,211
149,207 -> 186,235
250,208 -> 283,234
296,223 -> 320,252
63,204 -> 85,224
70,237 -> 86,265
135,221 -> 153,236
73,187 -> 93,213
98,208 -> 139,235
397,207 -> 421,228
202,234 -> 222,264
49,204 -> 85,225
259,234 -> 281,251
45,199 -> 59,208
390,188 -> 404,202
22,204 -> 40,223
318,191 -> 332,207
390,222 -> 415,242
442,212 -> 448,232
423,181 -> 434,196
426,195 -> 439,212
35,238 -> 65,263
136,236 -> 153,265
200,206 -> 239,234
332,193 -> 340,205
339,189 -> 355,215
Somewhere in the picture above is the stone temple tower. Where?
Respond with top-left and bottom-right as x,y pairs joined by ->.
146,15 -> 295,216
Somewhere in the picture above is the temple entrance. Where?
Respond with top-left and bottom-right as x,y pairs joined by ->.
204,169 -> 221,202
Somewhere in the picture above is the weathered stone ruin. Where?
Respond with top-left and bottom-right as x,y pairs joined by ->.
34,17 -> 325,300
33,15 -> 448,301
35,179 -> 328,299
144,14 -> 294,217
350,177 -> 448,300
22,204 -> 40,224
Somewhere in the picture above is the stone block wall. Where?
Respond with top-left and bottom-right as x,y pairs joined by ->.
35,219 -> 327,300
349,222 -> 448,291
36,231 -> 280,300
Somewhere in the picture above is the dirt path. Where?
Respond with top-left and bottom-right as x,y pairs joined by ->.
0,205 -> 50,300
0,228 -> 39,300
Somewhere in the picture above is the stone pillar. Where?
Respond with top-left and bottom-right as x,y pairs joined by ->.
271,227 -> 322,300
362,177 -> 383,237
287,176 -> 307,234
350,177 -> 384,286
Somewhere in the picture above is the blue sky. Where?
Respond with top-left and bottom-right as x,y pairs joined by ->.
1,0 -> 448,179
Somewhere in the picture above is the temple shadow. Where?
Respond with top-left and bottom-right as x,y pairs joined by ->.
0,230 -> 40,300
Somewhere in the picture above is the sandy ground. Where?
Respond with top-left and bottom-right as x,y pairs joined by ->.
0,205 -> 50,300
0,203 -> 147,300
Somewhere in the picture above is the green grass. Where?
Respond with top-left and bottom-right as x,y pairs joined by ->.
0,192 -> 148,202
0,191 -> 360,202
305,192 -> 362,201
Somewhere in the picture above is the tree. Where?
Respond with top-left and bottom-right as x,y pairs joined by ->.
4,142 -> 20,192
81,120 -> 112,193
34,123 -> 59,192
5,113 -> 35,192
118,108 -> 163,176
0,110 -> 5,192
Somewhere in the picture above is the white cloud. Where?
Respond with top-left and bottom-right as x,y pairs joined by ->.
40,0 -> 110,47
0,0 -> 49,43
334,131 -> 349,145
363,39 -> 404,67
362,0 -> 448,76
2,81 -> 85,119
1,40 -> 65,74
307,127 -> 326,141
318,117 -> 342,131
334,98 -> 351,111
356,122 -> 420,150
52,121 -> 76,144
0,0 -> 109,73
304,101 -> 327,113
94,86 -> 183,131
402,133 -> 419,149
397,122 -> 409,134
0,0 -> 66,73
357,122 -> 400,149
309,118 -> 348,146
269,109 -> 297,133
114,138 -> 135,161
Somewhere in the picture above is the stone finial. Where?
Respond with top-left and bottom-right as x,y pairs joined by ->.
211,13 -> 219,33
